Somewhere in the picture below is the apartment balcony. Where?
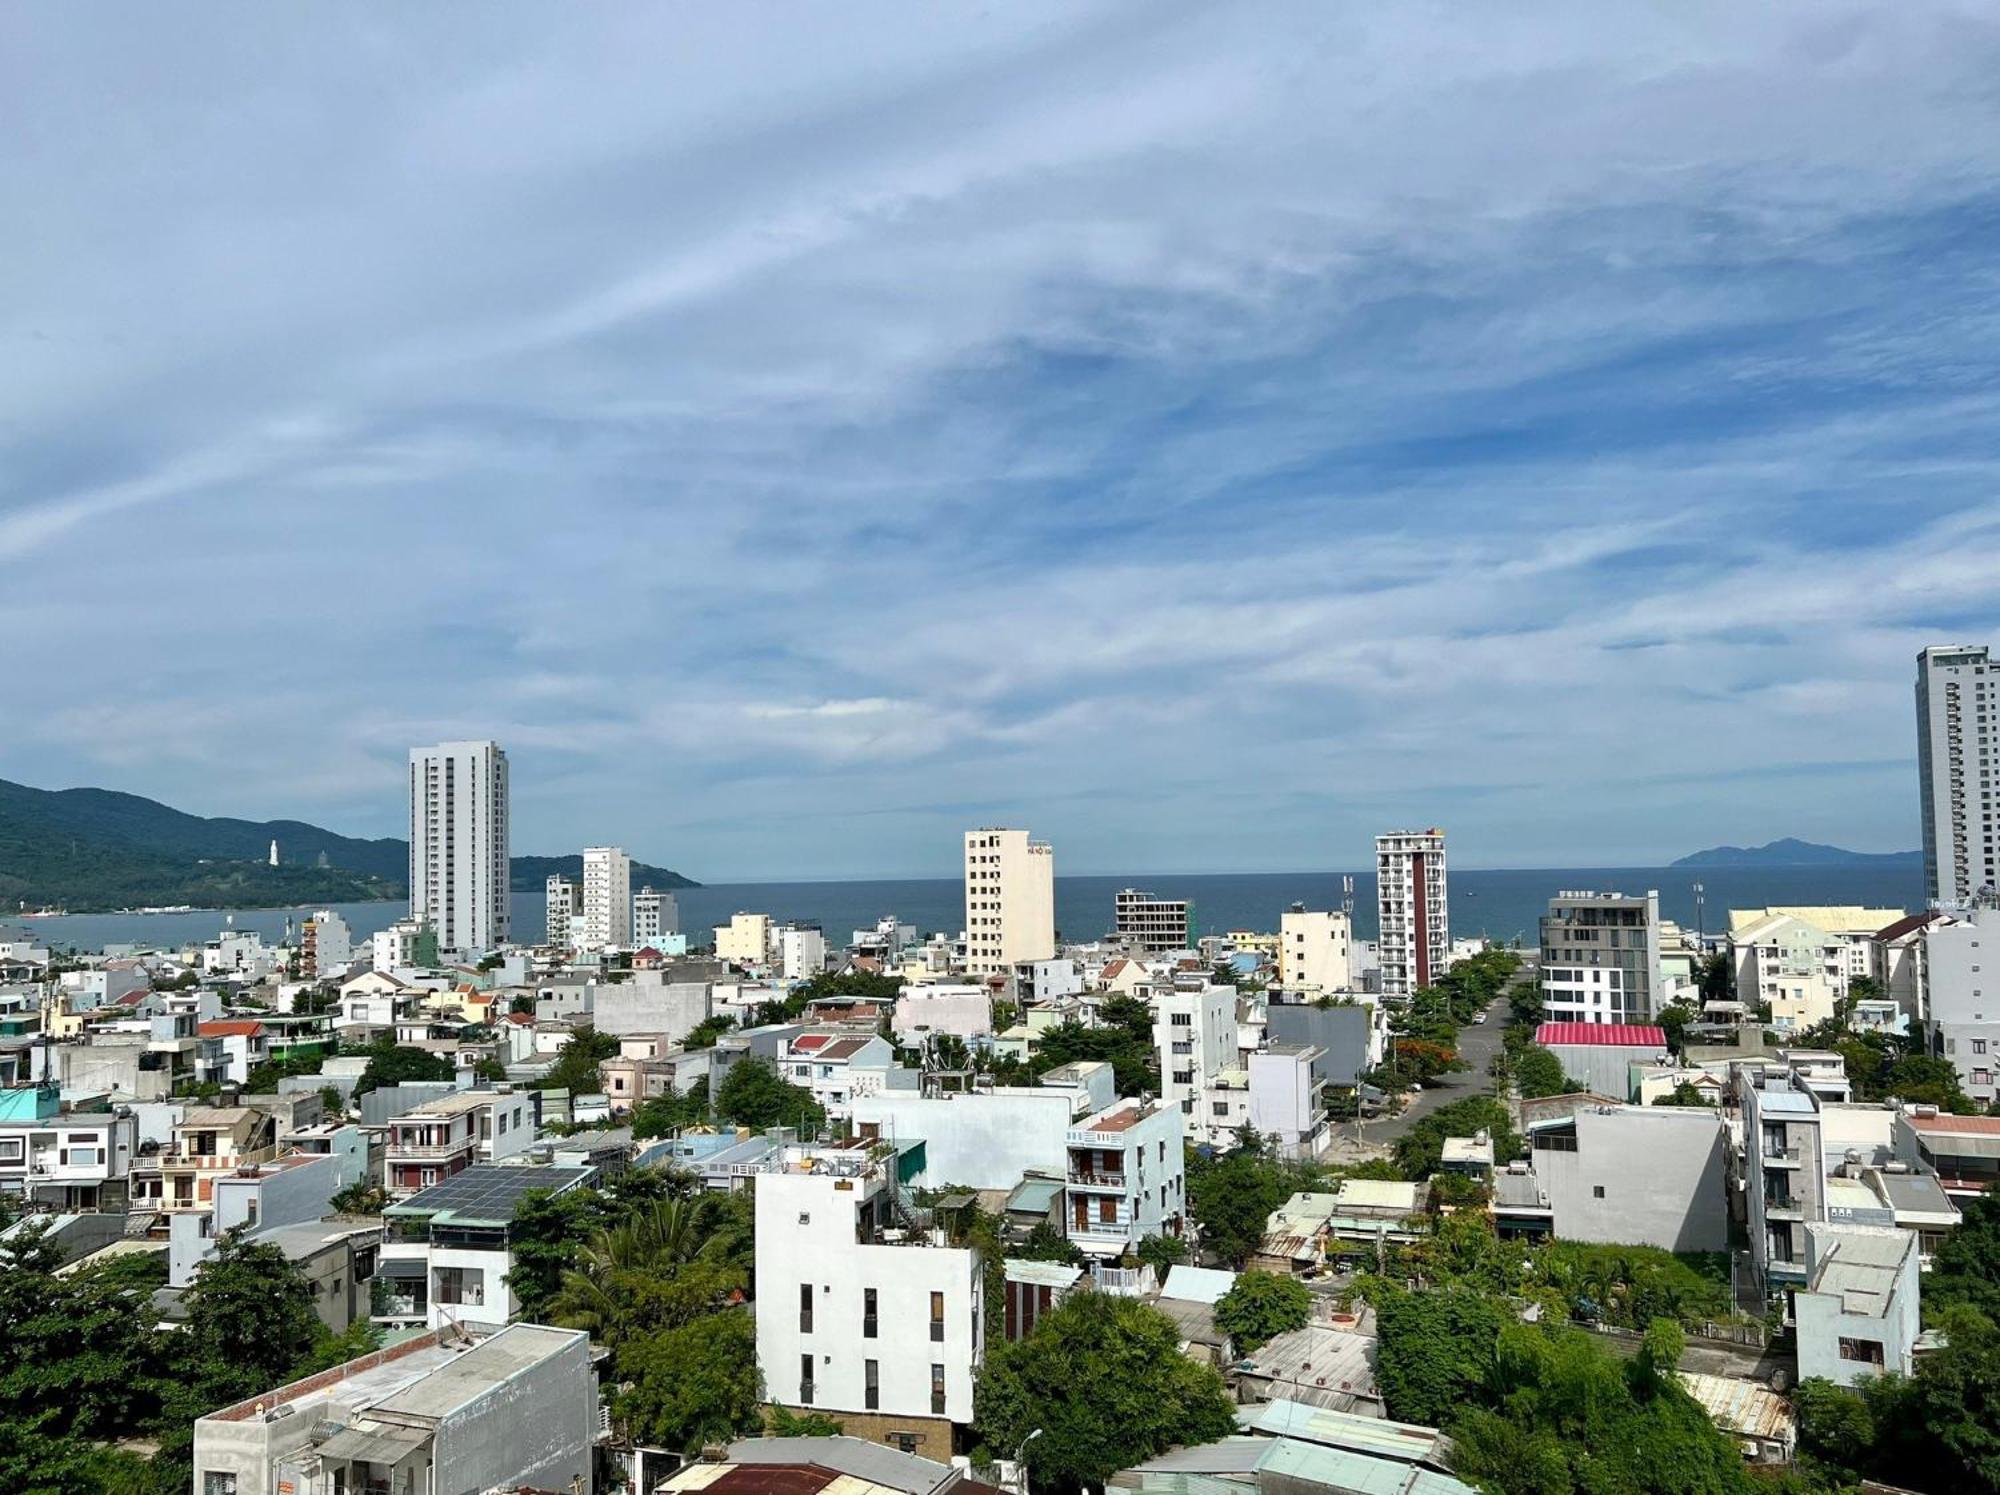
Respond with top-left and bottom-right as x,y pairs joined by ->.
1765,1197 -> 1806,1221
1761,1148 -> 1803,1167
1069,1169 -> 1126,1189
161,1144 -> 280,1173
385,1140 -> 475,1160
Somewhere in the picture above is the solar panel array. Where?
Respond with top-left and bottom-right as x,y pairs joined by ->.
397,1165 -> 594,1221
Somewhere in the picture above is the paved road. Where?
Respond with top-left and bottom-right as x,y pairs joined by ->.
1324,959 -> 1536,1156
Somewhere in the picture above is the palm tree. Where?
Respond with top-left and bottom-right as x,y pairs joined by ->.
546,1198 -> 730,1347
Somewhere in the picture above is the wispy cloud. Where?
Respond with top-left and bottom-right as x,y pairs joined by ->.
3,3 -> 1999,878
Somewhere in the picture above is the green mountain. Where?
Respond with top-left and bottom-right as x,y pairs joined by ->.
1670,837 -> 1921,869
0,777 -> 695,914
508,854 -> 695,893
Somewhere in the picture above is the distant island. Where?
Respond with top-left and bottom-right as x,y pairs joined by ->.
1671,837 -> 1921,870
0,776 -> 695,914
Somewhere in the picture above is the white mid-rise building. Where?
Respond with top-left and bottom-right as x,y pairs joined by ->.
1376,829 -> 1448,999
545,876 -> 578,950
754,1143 -> 983,1460
1917,644 -> 2000,907
1154,981 -> 1238,1117
1063,1097 -> 1186,1258
300,910 -> 352,979
633,886 -> 681,947
778,926 -> 829,981
580,846 -> 632,952
1923,908 -> 2000,1107
1541,890 -> 1665,1025
963,828 -> 1055,978
409,740 -> 510,955
1279,907 -> 1354,993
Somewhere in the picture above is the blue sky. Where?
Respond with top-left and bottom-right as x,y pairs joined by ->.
5,3 -> 2000,880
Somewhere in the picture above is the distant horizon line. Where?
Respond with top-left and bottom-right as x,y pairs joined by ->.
668,859 -> 1925,887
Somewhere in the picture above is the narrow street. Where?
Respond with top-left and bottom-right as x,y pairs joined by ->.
1324,958 -> 1535,1157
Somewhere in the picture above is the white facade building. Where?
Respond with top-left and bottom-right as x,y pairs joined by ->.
963,828 -> 1055,978
580,845 -> 632,952
300,910 -> 352,979
545,875 -> 578,950
1376,829 -> 1448,999
1540,890 -> 1665,1025
755,1144 -> 983,1456
1154,981 -> 1238,1117
1064,1097 -> 1186,1258
633,886 -> 681,947
778,926 -> 829,981
408,740 -> 510,954
1923,908 -> 2000,1107
1279,907 -> 1354,993
1917,643 -> 2000,906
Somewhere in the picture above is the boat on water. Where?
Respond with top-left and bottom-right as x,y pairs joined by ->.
17,907 -> 68,919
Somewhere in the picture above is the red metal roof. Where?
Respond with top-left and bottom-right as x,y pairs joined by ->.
1907,1113 -> 2000,1134
199,1019 -> 266,1038
1535,1022 -> 1667,1048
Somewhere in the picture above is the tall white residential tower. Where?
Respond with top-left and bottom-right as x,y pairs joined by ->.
963,828 -> 1055,978
580,846 -> 632,951
408,740 -> 510,954
1918,645 -> 1998,907
632,886 -> 680,947
1376,829 -> 1448,999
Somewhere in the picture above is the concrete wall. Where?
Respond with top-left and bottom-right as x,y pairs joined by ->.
595,980 -> 712,1040
1265,1003 -> 1371,1086
852,1090 -> 1072,1190
434,1329 -> 596,1495
1544,1043 -> 1664,1102
1539,1106 -> 1728,1252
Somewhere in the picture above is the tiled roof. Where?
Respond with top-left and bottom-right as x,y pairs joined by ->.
1907,1113 -> 2000,1134
199,1020 -> 266,1039
1874,911 -> 1942,943
1536,1022 -> 1667,1048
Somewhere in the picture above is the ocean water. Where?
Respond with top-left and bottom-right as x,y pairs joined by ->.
2,863 -> 1926,955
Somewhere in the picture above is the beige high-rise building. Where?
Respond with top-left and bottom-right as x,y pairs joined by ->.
714,912 -> 775,966
963,828 -> 1055,977
1376,829 -> 1448,999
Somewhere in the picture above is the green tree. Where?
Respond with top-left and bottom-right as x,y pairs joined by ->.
1510,1044 -> 1571,1100
1394,1096 -> 1516,1180
546,1197 -> 745,1350
1928,1185 -> 2000,1323
351,1038 -> 454,1097
505,1187 -> 609,1319
1136,1233 -> 1188,1274
1187,1146 -> 1288,1267
765,1407 -> 845,1437
682,1014 -> 736,1050
631,1079 -> 712,1139
1372,1286 -> 1508,1426
535,1028 -> 621,1095
1652,1081 -> 1715,1107
614,1311 -> 762,1452
1214,1270 -> 1312,1352
714,1057 -> 826,1133
1885,1053 -> 1978,1113
174,1232 -> 326,1410
973,1292 -> 1235,1492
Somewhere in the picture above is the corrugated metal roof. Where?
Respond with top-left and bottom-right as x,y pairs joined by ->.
1235,1399 -> 1447,1464
1676,1371 -> 1795,1445
1535,1022 -> 1667,1048
1253,1438 -> 1475,1495
1161,1265 -> 1238,1305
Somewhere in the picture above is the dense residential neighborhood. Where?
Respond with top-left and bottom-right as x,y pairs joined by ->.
0,660 -> 1995,1494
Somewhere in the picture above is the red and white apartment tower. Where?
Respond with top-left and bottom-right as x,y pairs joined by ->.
1376,829 -> 1449,1000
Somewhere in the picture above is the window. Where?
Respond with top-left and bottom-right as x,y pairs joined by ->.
864,1287 -> 878,1338
1839,1337 -> 1886,1367
800,1283 -> 814,1333
931,1363 -> 947,1415
800,1353 -> 815,1403
889,1433 -> 920,1454
1592,1185 -> 1606,1199
930,1290 -> 945,1342
1099,1197 -> 1116,1224
204,1476 -> 239,1495
865,1358 -> 880,1410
